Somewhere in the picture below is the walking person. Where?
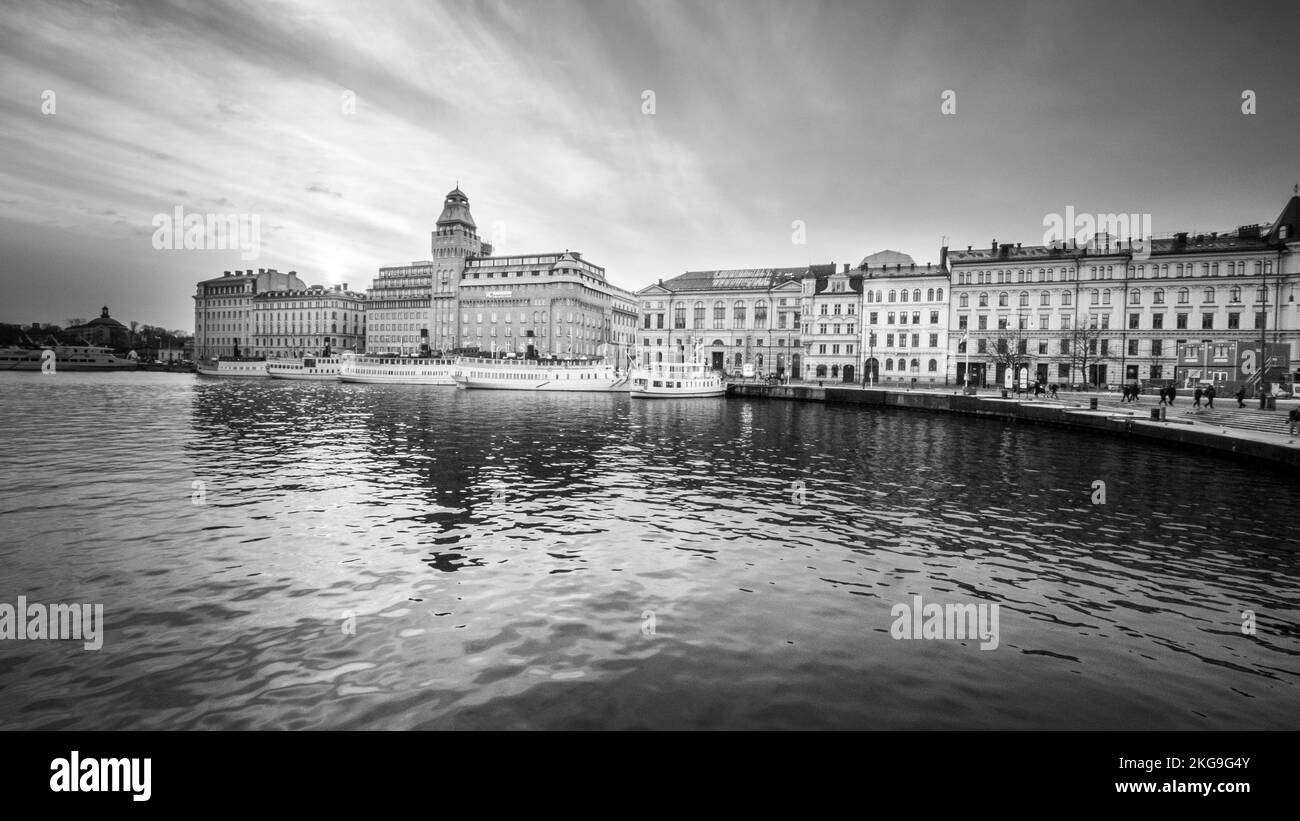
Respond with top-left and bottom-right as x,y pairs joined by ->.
1290,406 -> 1300,442
1166,385 -> 1177,405
1236,386 -> 1246,408
1205,385 -> 1216,409
1159,388 -> 1168,407
1193,387 -> 1203,409
1049,383 -> 1058,399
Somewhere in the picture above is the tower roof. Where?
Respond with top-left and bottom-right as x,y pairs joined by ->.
437,186 -> 476,230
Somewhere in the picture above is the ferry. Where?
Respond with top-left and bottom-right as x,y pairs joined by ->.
452,356 -> 631,392
0,344 -> 139,371
630,358 -> 726,399
337,351 -> 457,385
267,355 -> 343,381
195,357 -> 269,378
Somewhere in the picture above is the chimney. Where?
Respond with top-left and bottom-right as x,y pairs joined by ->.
259,268 -> 266,274
991,239 -> 997,252
842,263 -> 849,273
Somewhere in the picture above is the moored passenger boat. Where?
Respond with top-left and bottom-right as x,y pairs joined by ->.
630,359 -> 726,398
195,357 -> 268,378
0,344 -> 139,371
452,356 -> 631,392
267,355 -> 342,381
337,351 -> 457,385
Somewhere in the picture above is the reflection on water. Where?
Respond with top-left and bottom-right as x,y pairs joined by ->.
0,372 -> 1297,729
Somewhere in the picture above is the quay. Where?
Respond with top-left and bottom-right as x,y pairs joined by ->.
728,383 -> 1300,470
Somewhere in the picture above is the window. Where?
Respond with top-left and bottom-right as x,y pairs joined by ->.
1128,339 -> 1139,356
999,292 -> 1008,307
869,312 -> 879,324
733,301 -> 746,329
959,294 -> 969,307
674,305 -> 686,329
1178,288 -> 1189,304
1202,313 -> 1214,330
979,292 -> 988,307
754,300 -> 768,329
1062,291 -> 1072,306
1150,340 -> 1162,356
1150,365 -> 1163,379
713,301 -> 725,328
929,333 -> 938,347
1129,290 -> 1140,305
1019,292 -> 1029,307
1153,289 -> 1165,304
930,310 -> 939,324
693,302 -> 705,328
1203,288 -> 1215,303
1040,291 -> 1050,306
1176,313 -> 1188,329
1129,313 -> 1140,330
1228,312 -> 1240,329
957,316 -> 968,330
978,315 -> 987,330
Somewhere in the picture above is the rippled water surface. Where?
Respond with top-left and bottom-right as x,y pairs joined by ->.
1,372 -> 1297,729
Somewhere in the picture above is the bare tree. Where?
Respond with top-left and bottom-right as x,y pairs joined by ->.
1065,323 -> 1114,388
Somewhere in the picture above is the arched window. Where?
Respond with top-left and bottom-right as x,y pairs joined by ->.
979,292 -> 988,307
927,288 -> 935,301
936,288 -> 943,301
913,289 -> 921,301
693,301 -> 705,328
1153,288 -> 1165,304
897,358 -> 906,371
816,364 -> 827,377
1230,287 -> 1241,302
1177,288 -> 1189,304
910,358 -> 919,372
888,290 -> 897,302
1102,289 -> 1111,305
867,291 -> 874,303
900,290 -> 909,303
998,292 -> 1008,307
734,353 -> 743,366
959,294 -> 969,307
928,358 -> 938,372
1040,291 -> 1050,306
754,300 -> 768,328
884,359 -> 893,371
1090,289 -> 1099,305
1203,288 -> 1214,303
713,300 -> 725,328
1062,291 -> 1072,306
1019,291 -> 1029,307
830,364 -> 839,378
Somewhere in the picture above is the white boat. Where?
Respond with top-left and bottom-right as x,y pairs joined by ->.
0,344 -> 138,372
267,355 -> 343,381
630,359 -> 726,398
196,357 -> 268,378
337,351 -> 456,385
452,356 -> 631,392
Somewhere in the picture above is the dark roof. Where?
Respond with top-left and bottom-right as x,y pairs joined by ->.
949,195 -> 1300,265
640,266 -> 823,294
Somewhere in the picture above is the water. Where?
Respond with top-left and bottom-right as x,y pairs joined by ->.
0,372 -> 1297,730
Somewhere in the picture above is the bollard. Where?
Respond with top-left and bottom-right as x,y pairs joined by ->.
1001,389 -> 1008,399
1149,407 -> 1161,421
1089,397 -> 1098,410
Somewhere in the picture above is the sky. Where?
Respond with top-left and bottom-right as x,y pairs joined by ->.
1,0 -> 1298,331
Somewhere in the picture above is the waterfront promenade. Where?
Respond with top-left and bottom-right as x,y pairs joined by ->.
730,382 -> 1300,470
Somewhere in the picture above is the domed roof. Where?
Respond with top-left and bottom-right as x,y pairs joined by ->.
858,249 -> 915,268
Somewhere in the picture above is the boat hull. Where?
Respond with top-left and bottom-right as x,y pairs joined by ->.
267,357 -> 342,381
196,361 -> 268,378
630,387 -> 727,398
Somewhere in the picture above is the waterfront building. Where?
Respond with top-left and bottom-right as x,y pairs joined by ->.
368,187 -> 491,355
636,265 -> 828,377
855,251 -> 950,386
367,187 -> 635,360
801,264 -> 864,382
458,250 -> 635,359
946,194 -> 1300,392
193,268 -> 306,359
251,283 -> 367,358
63,306 -> 131,349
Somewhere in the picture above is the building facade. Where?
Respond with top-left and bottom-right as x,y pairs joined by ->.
64,306 -> 130,349
636,266 -> 823,377
457,250 -> 636,359
857,251 -> 950,386
946,195 -> 1300,393
194,268 -> 306,359
801,265 -> 863,382
366,187 -> 635,359
251,283 -> 367,358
